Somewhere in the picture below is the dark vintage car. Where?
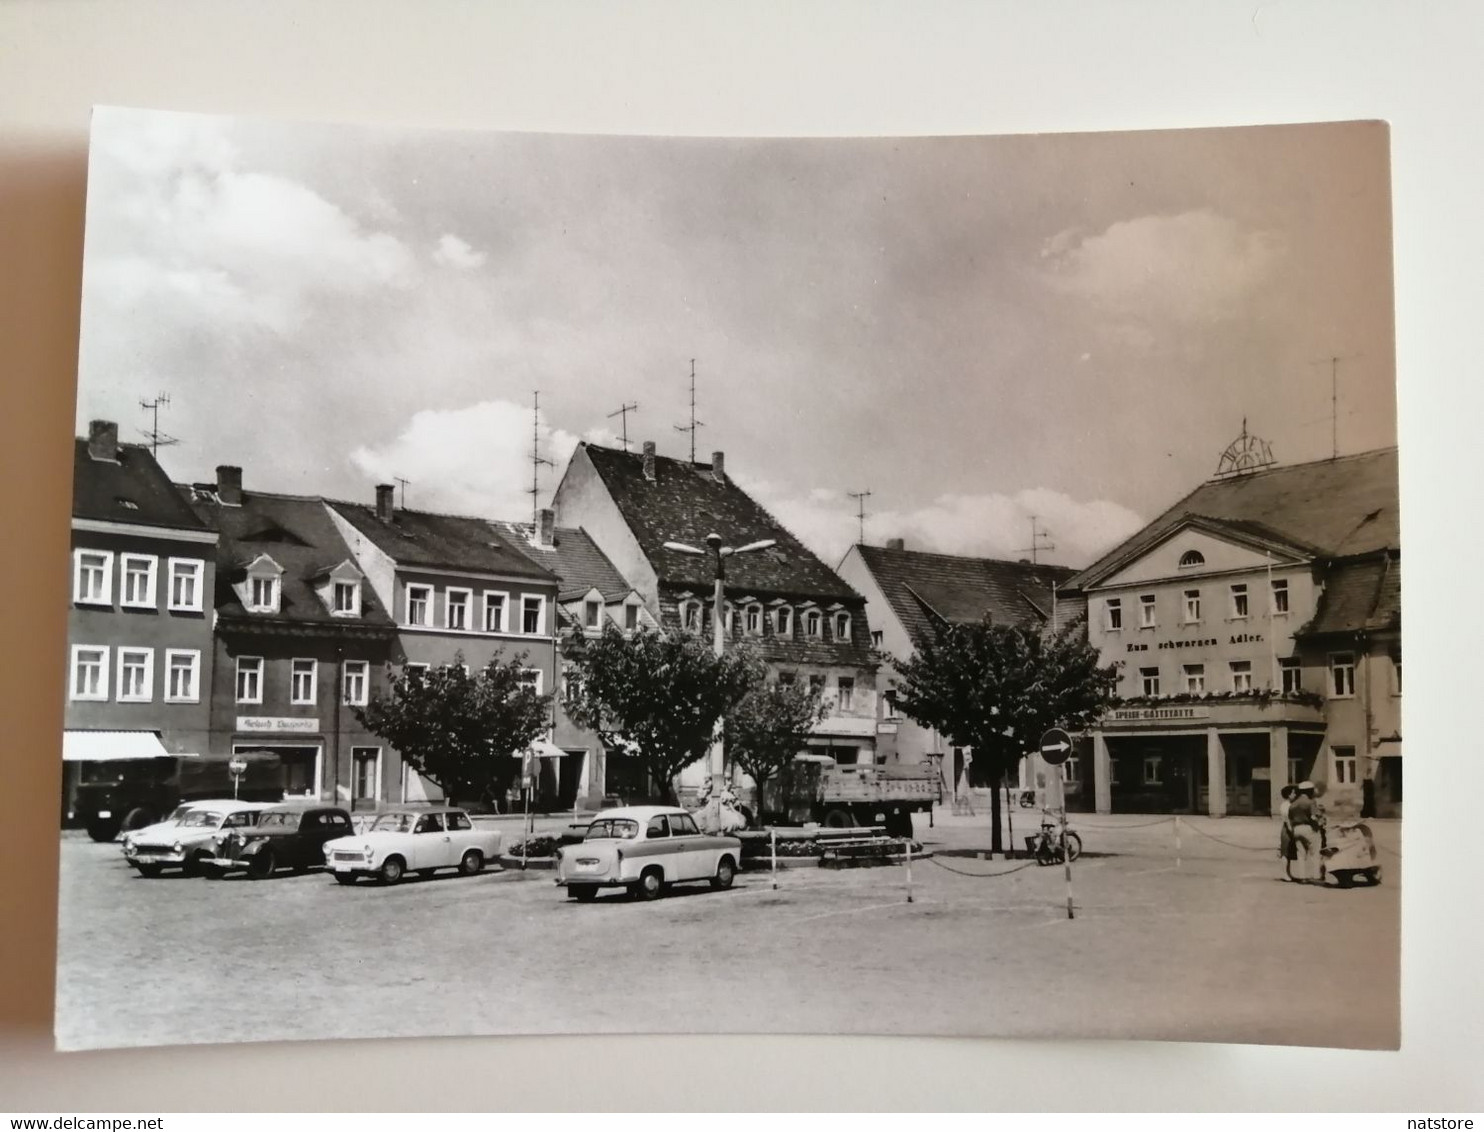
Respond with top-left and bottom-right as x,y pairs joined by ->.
205,804 -> 353,879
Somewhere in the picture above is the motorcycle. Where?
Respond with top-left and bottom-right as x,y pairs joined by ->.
1026,815 -> 1082,866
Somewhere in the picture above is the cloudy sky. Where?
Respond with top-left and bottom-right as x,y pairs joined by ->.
76,109 -> 1395,569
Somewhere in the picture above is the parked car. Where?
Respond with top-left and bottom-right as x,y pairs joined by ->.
205,804 -> 353,879
122,800 -> 273,877
322,807 -> 502,885
554,805 -> 741,901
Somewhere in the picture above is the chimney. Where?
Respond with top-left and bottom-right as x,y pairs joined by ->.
376,483 -> 396,522
711,451 -> 726,483
87,420 -> 118,462
538,507 -> 556,548
216,465 -> 243,506
886,537 -> 905,551
642,441 -> 656,483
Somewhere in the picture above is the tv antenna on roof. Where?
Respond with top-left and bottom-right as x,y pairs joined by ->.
847,489 -> 873,545
673,358 -> 705,464
1213,417 -> 1276,478
1310,354 -> 1358,459
528,391 -> 554,525
393,476 -> 412,509
607,401 -> 639,452
138,392 -> 179,457
1018,515 -> 1055,565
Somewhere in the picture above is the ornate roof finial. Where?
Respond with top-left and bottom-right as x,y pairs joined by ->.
1213,418 -> 1276,478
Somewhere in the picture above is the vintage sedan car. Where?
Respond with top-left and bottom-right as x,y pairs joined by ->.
554,805 -> 741,901
322,807 -> 502,885
205,804 -> 353,879
121,799 -> 272,877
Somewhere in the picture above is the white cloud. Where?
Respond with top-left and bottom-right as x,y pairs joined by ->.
433,233 -> 487,270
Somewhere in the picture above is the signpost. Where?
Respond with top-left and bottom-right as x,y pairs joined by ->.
228,755 -> 248,800
1039,728 -> 1076,920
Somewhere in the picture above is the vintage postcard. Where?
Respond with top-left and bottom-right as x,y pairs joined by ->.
57,108 -> 1398,1051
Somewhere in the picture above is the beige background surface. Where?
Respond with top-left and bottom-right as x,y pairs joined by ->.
1,0 -> 1480,1112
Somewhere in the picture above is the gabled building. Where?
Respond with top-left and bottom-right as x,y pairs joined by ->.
180,467 -> 398,810
63,421 -> 219,822
326,485 -> 562,807
837,538 -> 1082,800
553,442 -> 883,800
1066,446 -> 1400,818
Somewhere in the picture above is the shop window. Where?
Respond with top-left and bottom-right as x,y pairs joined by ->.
1140,667 -> 1160,696
1332,746 -> 1358,785
1104,598 -> 1122,631
1330,652 -> 1356,698
1281,658 -> 1303,695
1062,756 -> 1081,785
1230,583 -> 1249,620
1139,594 -> 1156,628
1229,660 -> 1253,693
1178,550 -> 1205,569
1183,664 -> 1205,694
1271,578 -> 1290,615
1143,755 -> 1163,785
1288,756 -> 1303,785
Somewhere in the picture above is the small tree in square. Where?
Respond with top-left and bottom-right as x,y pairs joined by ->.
353,652 -> 553,810
889,615 -> 1118,854
561,624 -> 758,804
725,677 -> 829,825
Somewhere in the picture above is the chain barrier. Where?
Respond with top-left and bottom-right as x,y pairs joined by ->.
1178,820 -> 1276,852
928,856 -> 1040,879
1071,816 -> 1176,831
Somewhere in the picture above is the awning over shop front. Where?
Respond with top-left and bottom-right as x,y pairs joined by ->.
1376,736 -> 1402,758
809,717 -> 878,739
528,739 -> 568,759
62,730 -> 175,762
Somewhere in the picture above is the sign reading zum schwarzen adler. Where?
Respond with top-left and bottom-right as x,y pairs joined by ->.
235,716 -> 320,733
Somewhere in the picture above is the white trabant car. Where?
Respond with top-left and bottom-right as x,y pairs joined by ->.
121,799 -> 273,877
554,805 -> 742,901
321,807 -> 502,885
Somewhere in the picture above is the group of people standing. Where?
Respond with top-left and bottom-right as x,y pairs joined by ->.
1278,781 -> 1325,882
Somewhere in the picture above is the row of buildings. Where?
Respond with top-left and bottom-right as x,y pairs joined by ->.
62,418 -> 1401,822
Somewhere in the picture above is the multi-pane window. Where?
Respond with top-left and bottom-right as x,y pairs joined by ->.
168,558 -> 204,612
1178,550 -> 1205,568
521,595 -> 545,635
291,658 -> 317,705
1140,667 -> 1160,696
165,649 -> 200,702
744,605 -> 762,635
1271,578 -> 1290,615
70,646 -> 109,701
248,575 -> 279,612
483,592 -> 507,633
804,610 -> 822,638
775,607 -> 793,637
833,612 -> 851,640
120,554 -> 157,608
1230,660 -> 1253,693
446,589 -> 471,631
1104,598 -> 1123,631
1183,589 -> 1202,624
1230,583 -> 1249,620
1143,755 -> 1163,785
1330,653 -> 1356,698
517,668 -> 543,695
73,550 -> 113,604
1062,756 -> 1081,785
235,657 -> 263,704
1139,594 -> 1156,628
625,603 -> 640,632
333,581 -> 359,615
1332,746 -> 1358,785
1183,663 -> 1205,694
115,648 -> 152,702
342,660 -> 369,706
837,676 -> 855,711
584,600 -> 602,629
1281,658 -> 1303,695
406,585 -> 432,627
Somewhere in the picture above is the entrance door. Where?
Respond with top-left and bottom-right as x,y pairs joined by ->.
557,751 -> 586,811
1168,754 -> 1195,813
351,748 -> 379,810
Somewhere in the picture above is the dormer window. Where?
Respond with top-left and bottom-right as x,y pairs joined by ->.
680,600 -> 703,633
774,605 -> 793,637
833,611 -> 851,641
244,556 -> 283,614
804,609 -> 822,638
584,599 -> 602,630
333,580 -> 359,616
1178,550 -> 1205,569
624,601 -> 640,632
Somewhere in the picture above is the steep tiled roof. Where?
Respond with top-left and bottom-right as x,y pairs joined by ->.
580,444 -> 861,602
490,521 -> 633,602
75,440 -> 212,533
179,487 -> 395,630
1301,554 -> 1401,637
1068,447 -> 1399,589
855,544 -> 1078,650
327,502 -> 556,582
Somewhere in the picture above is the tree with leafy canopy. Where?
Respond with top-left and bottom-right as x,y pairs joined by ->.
725,677 -> 829,825
888,615 -> 1118,854
561,623 -> 758,804
353,652 -> 552,810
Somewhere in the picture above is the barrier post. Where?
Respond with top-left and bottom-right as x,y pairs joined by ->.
1174,814 -> 1182,870
1061,812 -> 1074,920
905,837 -> 914,903
770,827 -> 778,891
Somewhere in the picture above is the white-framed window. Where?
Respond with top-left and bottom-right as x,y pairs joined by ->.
405,584 -> 432,627
1139,594 -> 1156,628
73,549 -> 113,605
1062,756 -> 1081,785
1178,550 -> 1205,569
744,604 -> 763,635
833,611 -> 852,641
774,606 -> 793,637
166,558 -> 205,612
403,662 -> 430,682
837,676 -> 855,711
115,647 -> 153,702
332,580 -> 360,617
69,645 -> 110,701
1271,578 -> 1290,615
1230,660 -> 1253,693
521,594 -> 546,636
1230,583 -> 1249,620
342,660 -> 370,706
483,591 -> 508,633
1140,666 -> 1160,696
804,609 -> 822,638
624,602 -> 640,632
1330,652 -> 1356,698
517,668 -> 544,696
1183,589 -> 1202,624
290,658 -> 317,705
583,599 -> 602,630
1104,598 -> 1122,631
164,649 -> 201,703
246,571 -> 282,614
1143,754 -> 1163,785
120,554 -> 158,609
1281,658 -> 1303,695
352,747 -> 381,802
1332,746 -> 1358,785
446,587 -> 472,631
235,657 -> 263,704
1183,663 -> 1205,694
1391,649 -> 1402,695
680,599 -> 703,633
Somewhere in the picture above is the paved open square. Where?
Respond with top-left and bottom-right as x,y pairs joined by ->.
55,813 -> 1400,1052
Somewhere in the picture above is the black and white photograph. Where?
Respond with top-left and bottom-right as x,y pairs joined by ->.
55,106 -> 1399,1053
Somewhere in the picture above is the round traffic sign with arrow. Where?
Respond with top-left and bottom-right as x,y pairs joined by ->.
1040,727 -> 1074,766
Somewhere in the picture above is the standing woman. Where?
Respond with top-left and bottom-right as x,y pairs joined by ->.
1277,783 -> 1297,868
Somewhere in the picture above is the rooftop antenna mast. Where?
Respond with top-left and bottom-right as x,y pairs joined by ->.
138,392 -> 179,457
847,489 -> 873,546
1017,515 -> 1055,565
673,358 -> 705,464
528,391 -> 553,525
607,401 -> 640,452
393,476 -> 412,509
1311,354 -> 1357,460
